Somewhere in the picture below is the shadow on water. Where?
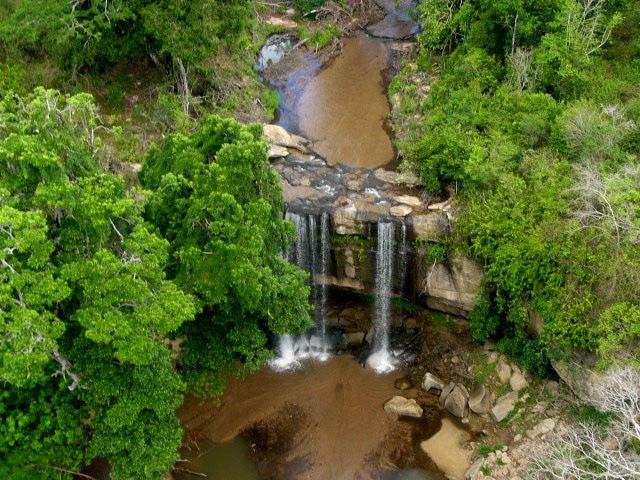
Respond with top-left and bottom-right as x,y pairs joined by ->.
174,438 -> 259,480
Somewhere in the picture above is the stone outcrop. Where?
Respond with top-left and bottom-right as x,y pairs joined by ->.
550,350 -> 608,404
384,396 -> 423,418
424,255 -> 485,317
276,154 -> 486,318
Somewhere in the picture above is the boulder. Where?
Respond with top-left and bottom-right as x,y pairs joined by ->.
444,384 -> 469,418
465,458 -> 485,480
439,382 -> 456,404
510,371 -> 529,391
344,332 -> 365,347
468,384 -> 495,414
491,391 -> 519,422
390,205 -> 412,217
394,377 -> 412,390
263,124 -> 309,153
422,372 -> 445,393
496,359 -> 512,384
394,195 -> 421,206
265,16 -> 298,29
268,144 -> 289,159
526,418 -> 556,439
384,396 -> 423,418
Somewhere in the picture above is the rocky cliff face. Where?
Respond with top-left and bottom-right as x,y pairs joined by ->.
275,153 -> 484,318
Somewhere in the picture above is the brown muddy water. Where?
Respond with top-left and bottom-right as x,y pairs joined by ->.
178,356 -> 447,480
297,35 -> 395,169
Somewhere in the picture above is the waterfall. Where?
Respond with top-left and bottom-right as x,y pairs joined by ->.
318,212 -> 330,355
285,211 -> 309,270
269,335 -> 299,371
272,211 -> 332,369
366,222 -> 396,373
398,221 -> 408,294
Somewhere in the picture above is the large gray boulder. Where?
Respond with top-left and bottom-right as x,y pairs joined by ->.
491,391 -> 519,422
496,358 -> 512,384
422,372 -> 445,393
384,396 -> 423,418
439,382 -> 456,404
510,371 -> 529,391
444,384 -> 469,418
468,384 -> 495,414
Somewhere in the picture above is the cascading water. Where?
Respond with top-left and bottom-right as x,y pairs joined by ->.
398,221 -> 408,294
271,211 -> 332,369
366,222 -> 396,373
318,212 -> 330,356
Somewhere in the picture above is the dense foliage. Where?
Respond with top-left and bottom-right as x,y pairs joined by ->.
141,116 -> 311,396
393,0 -> 640,371
0,89 -> 310,477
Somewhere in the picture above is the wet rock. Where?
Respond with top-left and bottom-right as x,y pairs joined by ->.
526,418 -> 556,439
491,391 -> 519,422
510,371 -> 529,391
344,332 -> 365,347
422,372 -> 445,393
394,377 -> 412,390
468,384 -> 495,414
466,458 -> 485,480
444,384 -> 469,418
263,124 -> 309,153
439,382 -> 456,404
365,325 -> 376,345
383,396 -> 423,418
390,205 -> 412,217
309,335 -> 324,350
496,359 -> 512,384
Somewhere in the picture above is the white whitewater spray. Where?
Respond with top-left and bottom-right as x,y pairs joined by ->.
367,222 -> 396,373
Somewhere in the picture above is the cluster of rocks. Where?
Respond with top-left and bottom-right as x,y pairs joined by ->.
465,417 -> 559,480
420,352 -> 530,422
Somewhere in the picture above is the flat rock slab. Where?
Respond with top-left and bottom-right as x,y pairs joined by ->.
384,396 -> 423,418
491,391 -> 519,422
510,371 -> 529,391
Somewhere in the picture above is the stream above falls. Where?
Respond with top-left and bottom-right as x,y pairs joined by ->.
261,0 -> 418,169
